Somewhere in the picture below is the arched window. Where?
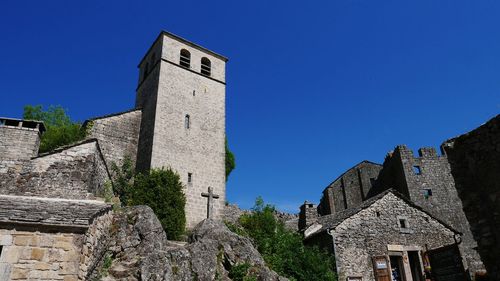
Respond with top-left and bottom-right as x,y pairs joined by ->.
180,49 -> 191,68
201,57 -> 211,76
185,114 -> 190,129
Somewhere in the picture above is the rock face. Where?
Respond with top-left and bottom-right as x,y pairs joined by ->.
96,206 -> 287,281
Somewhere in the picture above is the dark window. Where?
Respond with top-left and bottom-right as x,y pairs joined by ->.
201,57 -> 211,76
399,219 -> 407,229
422,189 -> 433,198
188,173 -> 192,183
180,49 -> 191,68
413,165 -> 422,175
192,90 -> 196,96
376,211 -> 381,217
144,62 -> 149,78
185,115 -> 190,129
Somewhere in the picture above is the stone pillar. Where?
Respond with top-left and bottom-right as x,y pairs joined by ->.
299,201 -> 318,231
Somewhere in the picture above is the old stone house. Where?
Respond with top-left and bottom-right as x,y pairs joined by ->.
304,190 -> 464,281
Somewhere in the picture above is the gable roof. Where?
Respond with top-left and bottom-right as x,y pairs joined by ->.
305,189 -> 461,240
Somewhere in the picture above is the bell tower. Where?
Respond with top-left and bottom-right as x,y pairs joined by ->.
135,31 -> 228,228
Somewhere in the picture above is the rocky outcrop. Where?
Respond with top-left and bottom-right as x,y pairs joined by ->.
95,206 -> 288,281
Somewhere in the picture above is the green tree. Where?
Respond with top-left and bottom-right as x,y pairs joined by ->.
225,137 -> 236,180
235,198 -> 337,281
23,105 -> 85,153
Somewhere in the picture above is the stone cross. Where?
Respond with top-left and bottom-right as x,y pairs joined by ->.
201,187 -> 219,219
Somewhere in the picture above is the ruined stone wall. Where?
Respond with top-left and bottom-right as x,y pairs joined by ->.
85,110 -> 142,172
79,210 -> 113,279
0,230 -> 83,281
0,141 -> 110,200
442,114 -> 500,279
319,162 -> 382,216
376,145 -> 483,273
0,126 -> 40,161
332,193 -> 457,281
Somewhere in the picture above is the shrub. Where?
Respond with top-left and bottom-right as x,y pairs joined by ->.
225,137 -> 236,180
127,168 -> 186,240
23,105 -> 85,153
236,198 -> 337,281
111,159 -> 186,240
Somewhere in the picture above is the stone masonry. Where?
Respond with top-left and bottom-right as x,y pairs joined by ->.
305,191 -> 458,281
135,31 -> 227,228
83,109 -> 142,172
442,114 -> 500,279
376,145 -> 483,274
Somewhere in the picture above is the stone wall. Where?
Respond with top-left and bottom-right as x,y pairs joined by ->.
84,109 -> 142,172
0,140 -> 110,200
0,230 -> 83,281
442,114 -> 500,279
376,145 -> 483,274
318,161 -> 382,216
331,192 -> 457,281
79,210 -> 113,279
0,125 -> 41,161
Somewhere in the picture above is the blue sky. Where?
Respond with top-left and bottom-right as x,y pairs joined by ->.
1,1 -> 499,213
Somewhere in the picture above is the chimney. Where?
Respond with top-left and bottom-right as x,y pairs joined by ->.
0,118 -> 46,160
299,201 -> 318,230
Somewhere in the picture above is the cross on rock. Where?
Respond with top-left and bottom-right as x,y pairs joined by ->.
201,187 -> 220,219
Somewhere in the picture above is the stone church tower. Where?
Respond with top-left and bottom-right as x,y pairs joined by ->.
135,31 -> 227,228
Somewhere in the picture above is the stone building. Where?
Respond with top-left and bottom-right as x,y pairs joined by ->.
0,117 -> 114,280
303,115 -> 500,279
304,190 -> 464,281
0,30 -> 228,279
441,114 -> 500,280
318,161 -> 382,216
83,31 -> 228,228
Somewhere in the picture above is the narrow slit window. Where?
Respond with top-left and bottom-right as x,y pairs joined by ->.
185,114 -> 190,129
188,173 -> 192,184
201,57 -> 211,76
413,165 -> 422,175
180,49 -> 191,68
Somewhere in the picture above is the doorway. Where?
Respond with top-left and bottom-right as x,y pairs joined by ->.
408,251 -> 423,281
390,255 -> 406,281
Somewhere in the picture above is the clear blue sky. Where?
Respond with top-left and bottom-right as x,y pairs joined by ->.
1,1 -> 499,213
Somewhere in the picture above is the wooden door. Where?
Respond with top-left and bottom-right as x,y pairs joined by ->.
373,256 -> 391,281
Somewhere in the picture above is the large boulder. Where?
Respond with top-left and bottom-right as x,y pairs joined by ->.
96,206 -> 288,281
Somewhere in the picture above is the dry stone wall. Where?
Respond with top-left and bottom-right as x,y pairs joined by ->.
0,140 -> 110,200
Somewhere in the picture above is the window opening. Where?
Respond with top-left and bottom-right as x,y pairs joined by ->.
413,165 -> 422,175
201,57 -> 211,76
180,49 -> 191,68
185,115 -> 190,129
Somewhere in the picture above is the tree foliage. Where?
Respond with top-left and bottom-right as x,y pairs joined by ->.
225,137 -> 236,180
23,105 -> 85,153
233,197 -> 337,281
112,158 -> 186,240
